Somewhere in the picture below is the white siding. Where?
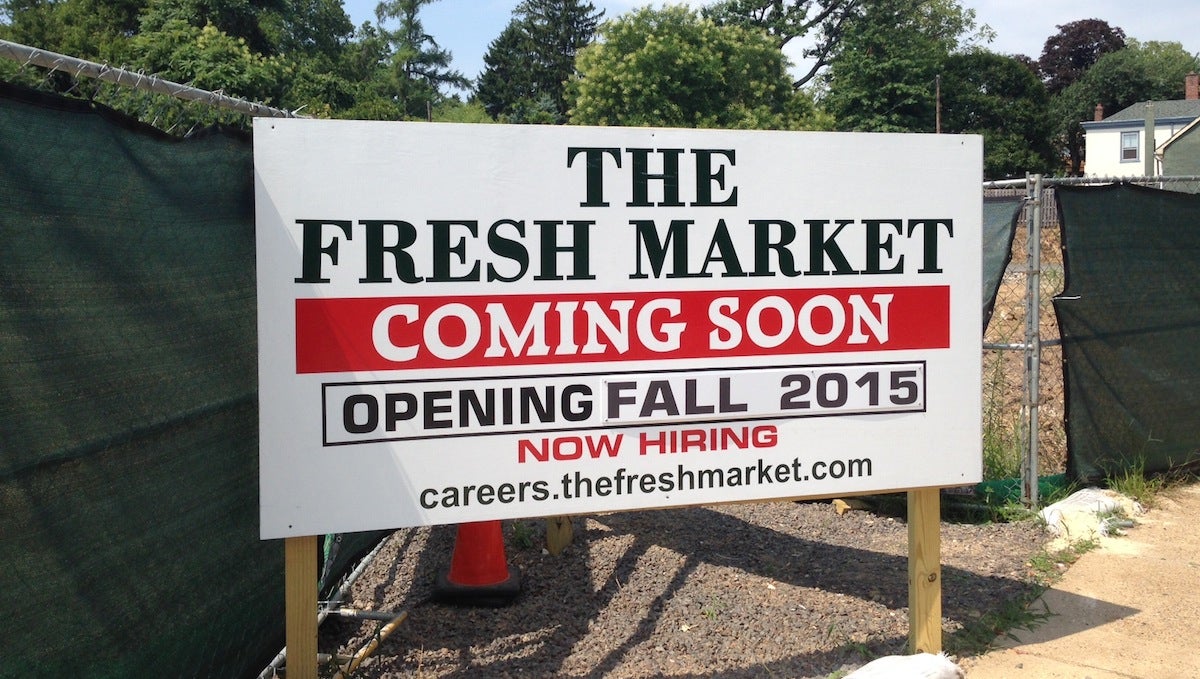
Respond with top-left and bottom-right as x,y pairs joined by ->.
1085,122 -> 1192,177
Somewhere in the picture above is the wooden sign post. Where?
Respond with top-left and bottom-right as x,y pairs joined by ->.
907,488 -> 942,654
285,536 -> 319,679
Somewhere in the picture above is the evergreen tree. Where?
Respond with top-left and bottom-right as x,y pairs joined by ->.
476,22 -> 535,119
476,0 -> 602,122
375,0 -> 468,119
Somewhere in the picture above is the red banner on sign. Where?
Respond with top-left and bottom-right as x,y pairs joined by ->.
295,286 -> 949,374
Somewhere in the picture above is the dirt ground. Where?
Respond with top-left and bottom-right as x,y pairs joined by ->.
963,481 -> 1200,678
312,481 -> 1200,678
318,497 -> 1045,678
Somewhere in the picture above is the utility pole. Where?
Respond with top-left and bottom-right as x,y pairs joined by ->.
935,75 -> 942,134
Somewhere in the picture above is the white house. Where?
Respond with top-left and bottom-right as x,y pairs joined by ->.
1082,74 -> 1200,177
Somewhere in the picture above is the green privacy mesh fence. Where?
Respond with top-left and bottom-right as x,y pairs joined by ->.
0,81 -> 383,678
982,196 -> 1022,328
1056,184 -> 1200,482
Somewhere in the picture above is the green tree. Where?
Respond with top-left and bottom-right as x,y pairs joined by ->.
476,0 -> 602,122
1,0 -> 147,66
701,0 -> 858,88
375,0 -> 468,119
565,5 -> 814,129
940,50 -> 1054,179
476,22 -> 533,119
1052,40 -> 1200,174
433,98 -> 493,123
313,20 -> 402,120
821,0 -> 987,132
1037,18 -> 1125,95
0,0 -> 365,125
0,0 -> 480,128
124,0 -> 361,121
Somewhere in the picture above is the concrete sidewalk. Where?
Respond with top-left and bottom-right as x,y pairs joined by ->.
961,483 -> 1200,678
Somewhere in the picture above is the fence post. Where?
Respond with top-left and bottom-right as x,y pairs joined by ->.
1022,174 -> 1043,507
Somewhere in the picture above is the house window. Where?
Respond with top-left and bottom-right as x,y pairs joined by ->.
1121,131 -> 1140,161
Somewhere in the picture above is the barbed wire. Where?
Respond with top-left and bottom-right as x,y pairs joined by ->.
0,38 -> 302,120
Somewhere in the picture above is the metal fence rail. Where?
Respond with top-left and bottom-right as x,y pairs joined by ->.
0,38 -> 298,119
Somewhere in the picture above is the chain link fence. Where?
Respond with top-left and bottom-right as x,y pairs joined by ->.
987,175 -> 1200,504
0,38 -> 296,135
982,186 -> 1066,495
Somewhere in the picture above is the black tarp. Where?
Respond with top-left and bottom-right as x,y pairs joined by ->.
982,196 -> 1023,328
1055,183 -> 1200,481
0,81 -> 383,678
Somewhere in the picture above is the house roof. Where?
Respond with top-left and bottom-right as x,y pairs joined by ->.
1103,99 -> 1200,122
1081,99 -> 1200,131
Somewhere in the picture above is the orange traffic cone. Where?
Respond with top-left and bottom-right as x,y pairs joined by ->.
433,520 -> 522,606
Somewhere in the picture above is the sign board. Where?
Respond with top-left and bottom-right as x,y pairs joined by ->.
255,120 -> 982,538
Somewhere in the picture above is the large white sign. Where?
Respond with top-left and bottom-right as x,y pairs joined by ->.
255,120 -> 982,538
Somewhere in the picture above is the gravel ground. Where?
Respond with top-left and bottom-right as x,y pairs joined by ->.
320,498 -> 1044,678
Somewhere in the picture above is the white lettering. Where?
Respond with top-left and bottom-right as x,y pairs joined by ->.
798,295 -> 845,347
484,302 -> 551,358
638,298 -> 685,352
372,304 -> 419,361
847,293 -> 892,344
425,303 -> 481,360
746,296 -> 794,348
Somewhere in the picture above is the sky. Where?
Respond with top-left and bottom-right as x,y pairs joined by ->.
341,0 -> 1200,88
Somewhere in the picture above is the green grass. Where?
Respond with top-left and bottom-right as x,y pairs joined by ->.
1107,458 -> 1165,507
1028,537 -> 1099,585
947,593 -> 1052,655
947,536 -> 1097,656
701,597 -> 726,620
981,359 -> 1022,482
982,419 -> 1022,481
510,520 -> 536,549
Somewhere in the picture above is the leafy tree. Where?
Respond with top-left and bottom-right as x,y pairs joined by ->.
0,0 -> 147,63
1,0 -> 364,123
566,5 -> 814,129
1052,40 -> 1200,174
1011,53 -> 1039,74
268,0 -> 354,59
701,0 -> 858,88
432,98 -> 493,123
92,17 -> 287,131
0,0 -> 479,128
314,20 -> 403,120
940,50 -> 1054,178
133,0 -> 353,60
476,0 -> 602,122
822,0 -> 986,132
124,0 -> 362,119
135,0 -> 279,56
375,0 -> 468,119
1037,18 -> 1125,95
